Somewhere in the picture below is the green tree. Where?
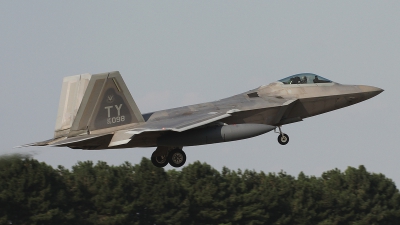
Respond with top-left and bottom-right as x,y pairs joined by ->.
0,154 -> 73,225
128,158 -> 184,225
179,161 -> 227,224
318,166 -> 400,225
1,155 -> 400,225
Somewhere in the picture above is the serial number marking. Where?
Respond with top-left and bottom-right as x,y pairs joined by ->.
107,116 -> 125,124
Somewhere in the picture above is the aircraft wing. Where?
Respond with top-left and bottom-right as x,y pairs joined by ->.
108,97 -> 299,147
108,94 -> 301,147
109,111 -> 233,147
16,109 -> 234,149
18,92 -> 298,149
137,111 -> 233,132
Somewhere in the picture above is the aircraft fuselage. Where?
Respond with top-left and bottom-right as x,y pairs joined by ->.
20,72 -> 383,168
119,82 -> 382,149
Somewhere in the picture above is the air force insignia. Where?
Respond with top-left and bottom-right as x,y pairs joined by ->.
106,95 -> 114,103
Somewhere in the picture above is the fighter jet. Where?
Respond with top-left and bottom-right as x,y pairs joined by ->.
19,71 -> 383,168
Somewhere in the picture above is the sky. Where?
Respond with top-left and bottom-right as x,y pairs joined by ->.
1,2 -> 399,184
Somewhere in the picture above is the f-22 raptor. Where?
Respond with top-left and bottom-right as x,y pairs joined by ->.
20,71 -> 383,168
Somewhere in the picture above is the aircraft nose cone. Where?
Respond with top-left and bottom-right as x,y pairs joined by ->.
358,85 -> 384,93
358,85 -> 384,99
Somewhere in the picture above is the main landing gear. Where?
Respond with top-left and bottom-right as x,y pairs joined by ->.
151,147 -> 187,168
275,126 -> 289,145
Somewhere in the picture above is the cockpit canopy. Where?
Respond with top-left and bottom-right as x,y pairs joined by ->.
278,73 -> 332,85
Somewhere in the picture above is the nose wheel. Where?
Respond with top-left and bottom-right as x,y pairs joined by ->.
278,133 -> 289,145
275,126 -> 289,145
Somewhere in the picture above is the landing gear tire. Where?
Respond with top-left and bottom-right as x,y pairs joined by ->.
278,133 -> 289,145
168,149 -> 186,168
151,155 -> 169,168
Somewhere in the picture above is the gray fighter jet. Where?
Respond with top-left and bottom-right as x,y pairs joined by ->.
19,71 -> 383,168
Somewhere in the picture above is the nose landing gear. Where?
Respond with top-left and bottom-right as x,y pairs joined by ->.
151,147 -> 187,168
275,126 -> 289,145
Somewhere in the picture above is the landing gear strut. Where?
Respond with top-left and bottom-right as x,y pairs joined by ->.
275,126 -> 289,145
151,147 -> 187,168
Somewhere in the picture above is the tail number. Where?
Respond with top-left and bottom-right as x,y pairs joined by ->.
107,116 -> 125,124
105,104 -> 125,125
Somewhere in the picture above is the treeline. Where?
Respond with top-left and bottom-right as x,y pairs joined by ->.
1,155 -> 400,225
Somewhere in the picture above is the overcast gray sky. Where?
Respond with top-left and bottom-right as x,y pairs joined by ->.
1,1 -> 399,184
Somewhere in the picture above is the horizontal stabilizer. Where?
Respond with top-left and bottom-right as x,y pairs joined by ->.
15,134 -> 110,148
48,134 -> 110,147
14,138 -> 58,148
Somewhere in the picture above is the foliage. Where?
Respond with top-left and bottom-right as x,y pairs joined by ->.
0,154 -> 399,225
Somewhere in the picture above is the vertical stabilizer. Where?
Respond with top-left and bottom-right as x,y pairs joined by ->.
68,71 -> 144,137
54,74 -> 91,138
